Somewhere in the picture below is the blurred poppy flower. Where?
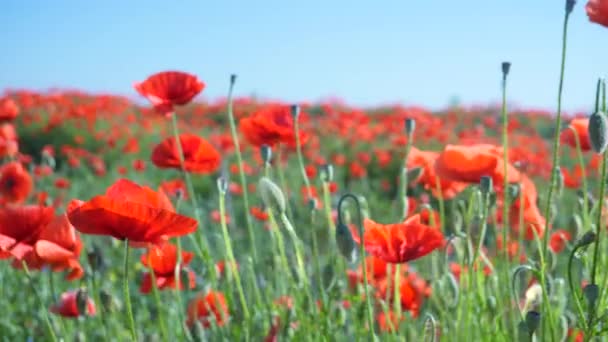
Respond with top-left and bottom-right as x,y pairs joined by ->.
16,214 -> 83,280
134,71 -> 205,116
549,229 -> 572,254
67,179 -> 197,245
363,214 -> 444,264
0,162 -> 33,204
587,0 -> 608,28
0,98 -> 18,122
160,179 -> 188,199
435,144 -> 519,184
50,290 -> 96,318
250,206 -> 269,221
151,134 -> 221,174
561,118 -> 591,151
0,205 -> 55,259
240,104 -> 307,147
140,242 -> 195,293
186,290 -> 229,328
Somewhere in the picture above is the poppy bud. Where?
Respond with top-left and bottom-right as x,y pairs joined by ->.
577,231 -> 597,248
230,74 -> 237,85
290,104 -> 301,119
565,0 -> 576,14
76,288 -> 89,317
308,198 -> 317,211
501,62 -> 511,80
583,283 -> 599,308
553,167 -> 564,198
404,118 -> 416,135
335,222 -> 357,263
261,145 -> 272,165
587,111 -> 608,154
320,164 -> 334,182
524,311 -> 541,334
87,245 -> 105,272
259,177 -> 286,214
479,176 -> 493,196
217,177 -> 228,194
524,283 -> 543,311
507,183 -> 520,202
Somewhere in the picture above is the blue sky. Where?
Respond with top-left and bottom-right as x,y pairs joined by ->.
1,1 -> 606,112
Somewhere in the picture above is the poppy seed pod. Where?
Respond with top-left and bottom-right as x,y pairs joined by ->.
261,145 -> 272,164
290,104 -> 301,119
501,62 -> 511,79
258,177 -> 286,214
405,118 -> 416,135
587,111 -> 608,154
335,222 -> 357,263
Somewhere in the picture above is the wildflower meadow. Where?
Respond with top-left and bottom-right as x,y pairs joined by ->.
2,0 -> 608,341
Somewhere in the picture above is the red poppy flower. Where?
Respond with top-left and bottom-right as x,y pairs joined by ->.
0,162 -> 33,204
407,147 -> 467,200
134,71 -> 205,116
160,179 -> 188,199
561,118 -> 591,151
549,229 -> 572,254
186,290 -> 230,328
151,134 -> 221,174
587,0 -> 608,27
250,206 -> 269,221
0,205 -> 55,260
140,242 -> 195,293
0,98 -> 19,122
239,104 -> 307,147
67,179 -> 197,245
16,214 -> 84,280
363,214 -> 445,264
50,290 -> 96,318
435,144 -> 520,184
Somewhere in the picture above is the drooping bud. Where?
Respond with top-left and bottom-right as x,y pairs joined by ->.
261,145 -> 272,165
320,164 -> 334,183
577,231 -> 597,248
290,104 -> 301,119
501,62 -> 511,80
335,222 -> 357,263
524,311 -> 541,335
587,111 -> 608,154
259,177 -> 286,214
583,283 -> 599,308
404,118 -> 416,135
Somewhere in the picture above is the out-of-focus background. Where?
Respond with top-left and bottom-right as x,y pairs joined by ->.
1,0 -> 605,111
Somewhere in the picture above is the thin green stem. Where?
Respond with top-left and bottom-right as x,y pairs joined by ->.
22,261 -> 57,342
219,189 -> 251,320
174,238 -> 192,341
169,112 -> 215,282
123,240 -> 137,341
294,107 -> 313,201
225,75 -> 258,263
148,254 -> 169,341
591,139 -> 607,286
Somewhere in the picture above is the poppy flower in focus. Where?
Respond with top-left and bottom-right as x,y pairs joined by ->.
240,104 -> 307,147
587,0 -> 608,28
134,71 -> 205,116
67,179 -> 197,245
50,290 -> 96,318
363,214 -> 445,264
0,98 -> 19,122
151,134 -> 221,174
186,290 -> 230,328
561,118 -> 591,151
0,205 -> 55,259
0,162 -> 33,204
140,242 -> 195,293
16,214 -> 84,280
